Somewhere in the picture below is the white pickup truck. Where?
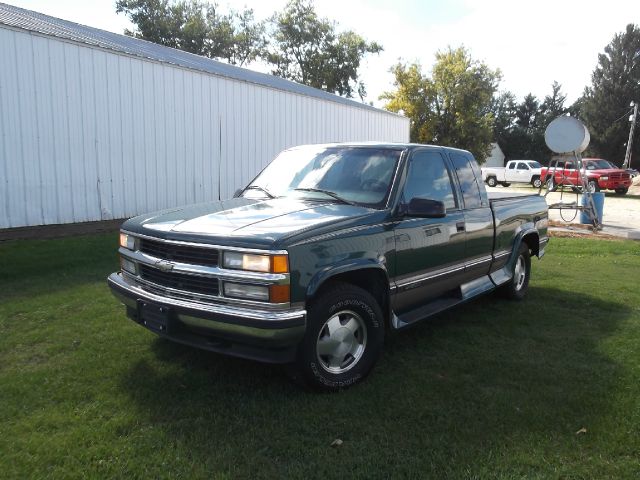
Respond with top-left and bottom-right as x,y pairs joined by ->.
482,160 -> 543,188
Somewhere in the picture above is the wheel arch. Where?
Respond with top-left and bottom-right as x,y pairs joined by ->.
307,263 -> 391,326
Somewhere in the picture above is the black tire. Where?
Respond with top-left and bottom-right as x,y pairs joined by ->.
587,180 -> 600,193
501,182 -> 511,187
290,282 -> 385,391
499,244 -> 531,300
486,176 -> 498,187
531,176 -> 542,188
614,188 -> 628,195
546,177 -> 556,192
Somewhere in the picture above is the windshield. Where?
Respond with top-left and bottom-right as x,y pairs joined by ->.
584,159 -> 617,170
242,146 -> 402,208
527,161 -> 542,168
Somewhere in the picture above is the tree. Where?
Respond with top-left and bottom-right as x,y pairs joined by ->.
267,0 -> 382,99
115,0 -> 266,66
578,24 -> 640,164
539,80 -> 567,125
493,83 -> 569,162
381,47 -> 500,162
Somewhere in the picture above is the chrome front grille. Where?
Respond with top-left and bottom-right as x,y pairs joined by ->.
139,264 -> 220,297
139,238 -> 219,266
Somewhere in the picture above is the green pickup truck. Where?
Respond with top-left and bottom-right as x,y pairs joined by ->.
108,143 -> 549,390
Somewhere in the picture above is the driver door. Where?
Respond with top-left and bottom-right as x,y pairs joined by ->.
391,149 -> 466,313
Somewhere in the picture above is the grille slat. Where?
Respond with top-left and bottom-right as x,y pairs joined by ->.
139,238 -> 219,266
139,264 -> 219,296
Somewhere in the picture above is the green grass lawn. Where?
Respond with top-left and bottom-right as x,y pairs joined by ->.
1,234 -> 639,479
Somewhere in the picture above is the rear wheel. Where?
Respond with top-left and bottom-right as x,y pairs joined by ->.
486,176 -> 498,187
614,187 -> 628,195
500,244 -> 531,300
501,182 -> 511,187
531,176 -> 542,188
290,283 -> 384,391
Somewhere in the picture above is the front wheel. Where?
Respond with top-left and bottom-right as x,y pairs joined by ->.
290,283 -> 384,391
500,244 -> 531,300
587,180 -> 600,193
501,182 -> 511,187
531,177 -> 542,188
546,177 -> 557,192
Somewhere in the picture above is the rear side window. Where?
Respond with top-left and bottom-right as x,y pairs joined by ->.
450,153 -> 486,209
508,163 -> 516,169
402,150 -> 457,210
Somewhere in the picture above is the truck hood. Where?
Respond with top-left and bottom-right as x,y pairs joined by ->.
584,168 -> 629,176
122,197 -> 378,249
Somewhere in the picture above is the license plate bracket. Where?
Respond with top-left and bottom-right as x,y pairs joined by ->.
138,300 -> 172,334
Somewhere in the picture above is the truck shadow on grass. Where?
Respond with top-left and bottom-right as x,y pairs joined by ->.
119,286 -> 630,477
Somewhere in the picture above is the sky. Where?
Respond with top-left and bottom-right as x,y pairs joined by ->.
6,0 -> 640,107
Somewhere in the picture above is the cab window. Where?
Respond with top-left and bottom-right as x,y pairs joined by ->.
508,162 -> 516,169
517,162 -> 528,170
402,151 -> 457,210
450,153 -> 485,209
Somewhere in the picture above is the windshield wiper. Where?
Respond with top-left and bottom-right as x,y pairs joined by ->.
294,188 -> 356,206
243,185 -> 275,199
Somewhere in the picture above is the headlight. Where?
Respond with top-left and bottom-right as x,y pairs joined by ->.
600,176 -> 608,181
223,252 -> 288,273
119,233 -> 136,250
223,282 -> 270,301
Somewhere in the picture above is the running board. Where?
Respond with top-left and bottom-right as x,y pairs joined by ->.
391,275 -> 497,329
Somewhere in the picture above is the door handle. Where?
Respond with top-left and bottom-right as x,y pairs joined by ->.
456,221 -> 466,232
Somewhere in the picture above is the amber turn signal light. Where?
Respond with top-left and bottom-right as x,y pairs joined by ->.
269,284 -> 290,303
270,255 -> 289,273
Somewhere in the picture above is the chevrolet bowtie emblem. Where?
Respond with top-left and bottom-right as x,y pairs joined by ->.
155,260 -> 175,272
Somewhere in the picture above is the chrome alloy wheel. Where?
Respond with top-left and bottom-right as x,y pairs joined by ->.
316,310 -> 367,374
514,255 -> 526,291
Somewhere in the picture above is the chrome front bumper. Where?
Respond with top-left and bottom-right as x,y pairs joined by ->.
107,272 -> 306,363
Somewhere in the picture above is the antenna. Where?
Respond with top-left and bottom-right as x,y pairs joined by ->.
543,116 -> 601,230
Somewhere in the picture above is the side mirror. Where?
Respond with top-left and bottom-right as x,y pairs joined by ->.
233,188 -> 243,198
405,198 -> 446,218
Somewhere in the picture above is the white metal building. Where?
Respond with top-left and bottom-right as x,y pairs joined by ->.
484,143 -> 506,168
0,3 -> 409,229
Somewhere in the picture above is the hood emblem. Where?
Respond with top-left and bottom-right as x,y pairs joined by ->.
155,260 -> 175,272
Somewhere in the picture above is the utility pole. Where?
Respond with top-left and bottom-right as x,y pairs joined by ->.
623,101 -> 638,169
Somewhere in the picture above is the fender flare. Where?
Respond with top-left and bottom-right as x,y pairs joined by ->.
306,258 -> 390,300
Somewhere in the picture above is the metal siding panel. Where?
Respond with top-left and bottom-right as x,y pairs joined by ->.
119,55 -> 137,217
163,65 -> 177,208
128,57 -> 146,213
173,68 -> 186,206
186,73 -> 197,203
141,61 -> 157,211
193,73 -> 204,203
232,81 -> 242,190
106,53 -> 124,218
92,49 -> 112,220
218,79 -> 230,200
13,32 -> 39,225
152,63 -> 166,209
63,42 -> 89,222
0,29 -> 19,227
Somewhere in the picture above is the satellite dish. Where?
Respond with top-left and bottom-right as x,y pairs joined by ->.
544,116 -> 590,154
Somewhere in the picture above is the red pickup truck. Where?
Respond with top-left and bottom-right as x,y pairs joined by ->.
542,158 -> 632,195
